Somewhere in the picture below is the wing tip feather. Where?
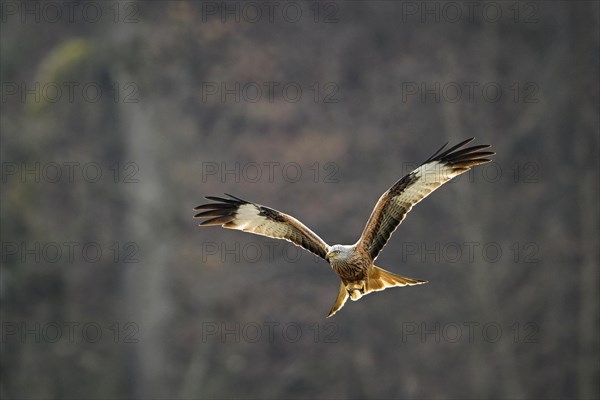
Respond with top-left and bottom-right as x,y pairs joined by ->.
426,138 -> 494,169
199,215 -> 235,226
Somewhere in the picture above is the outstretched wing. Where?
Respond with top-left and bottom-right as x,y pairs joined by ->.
356,138 -> 495,261
194,194 -> 330,260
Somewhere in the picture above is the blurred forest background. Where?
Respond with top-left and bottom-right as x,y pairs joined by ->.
1,1 -> 599,399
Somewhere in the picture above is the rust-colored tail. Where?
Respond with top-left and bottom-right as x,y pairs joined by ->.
326,267 -> 427,318
327,281 -> 349,318
366,266 -> 427,293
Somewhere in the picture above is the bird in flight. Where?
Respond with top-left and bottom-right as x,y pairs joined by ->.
194,138 -> 494,317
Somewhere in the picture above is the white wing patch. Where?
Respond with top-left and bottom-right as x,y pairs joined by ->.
392,161 -> 460,210
357,138 -> 494,260
195,195 -> 330,260
227,203 -> 262,230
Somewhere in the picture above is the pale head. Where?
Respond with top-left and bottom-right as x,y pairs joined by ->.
326,244 -> 354,262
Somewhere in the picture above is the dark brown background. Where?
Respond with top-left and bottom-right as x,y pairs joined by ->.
2,1 -> 598,399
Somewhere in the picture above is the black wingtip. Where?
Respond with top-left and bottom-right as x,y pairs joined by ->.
194,202 -> 215,210
205,195 -> 224,201
204,195 -> 238,204
425,141 -> 449,163
199,215 -> 234,226
425,138 -> 494,165
194,194 -> 248,221
224,193 -> 248,203
436,138 -> 475,159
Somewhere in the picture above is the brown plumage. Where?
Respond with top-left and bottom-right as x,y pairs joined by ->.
194,138 -> 494,317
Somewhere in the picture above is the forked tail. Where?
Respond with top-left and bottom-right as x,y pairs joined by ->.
327,266 -> 427,318
366,265 -> 427,292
